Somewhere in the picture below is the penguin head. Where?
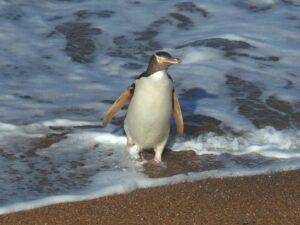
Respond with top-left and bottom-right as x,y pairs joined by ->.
154,51 -> 181,66
147,51 -> 181,74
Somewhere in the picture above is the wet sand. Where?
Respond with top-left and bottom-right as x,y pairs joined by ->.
1,169 -> 299,225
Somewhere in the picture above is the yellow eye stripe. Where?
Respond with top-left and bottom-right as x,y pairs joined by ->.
155,54 -> 165,64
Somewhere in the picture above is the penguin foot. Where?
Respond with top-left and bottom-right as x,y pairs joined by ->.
127,136 -> 134,147
152,156 -> 167,168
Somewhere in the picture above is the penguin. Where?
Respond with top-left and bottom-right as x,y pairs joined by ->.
102,51 -> 184,164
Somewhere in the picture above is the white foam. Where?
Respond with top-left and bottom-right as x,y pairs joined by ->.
2,160 -> 300,215
172,127 -> 300,158
42,119 -> 96,127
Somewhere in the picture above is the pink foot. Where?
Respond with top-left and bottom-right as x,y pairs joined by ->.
152,156 -> 167,168
153,155 -> 162,163
127,136 -> 134,147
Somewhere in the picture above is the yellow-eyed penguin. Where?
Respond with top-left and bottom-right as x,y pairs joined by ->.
102,51 -> 184,164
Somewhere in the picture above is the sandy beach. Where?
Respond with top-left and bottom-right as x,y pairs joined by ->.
1,169 -> 299,225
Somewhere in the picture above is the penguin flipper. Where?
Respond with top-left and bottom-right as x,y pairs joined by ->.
102,89 -> 133,127
172,91 -> 184,136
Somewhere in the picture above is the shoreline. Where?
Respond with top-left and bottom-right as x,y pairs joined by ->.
1,169 -> 300,225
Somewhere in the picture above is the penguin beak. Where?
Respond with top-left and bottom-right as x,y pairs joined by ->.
165,57 -> 182,64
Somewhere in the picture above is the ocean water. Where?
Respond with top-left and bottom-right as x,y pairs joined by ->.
1,0 -> 300,214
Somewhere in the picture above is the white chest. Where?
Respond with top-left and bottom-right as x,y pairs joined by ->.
129,69 -> 173,111
136,70 -> 172,91
149,70 -> 168,81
